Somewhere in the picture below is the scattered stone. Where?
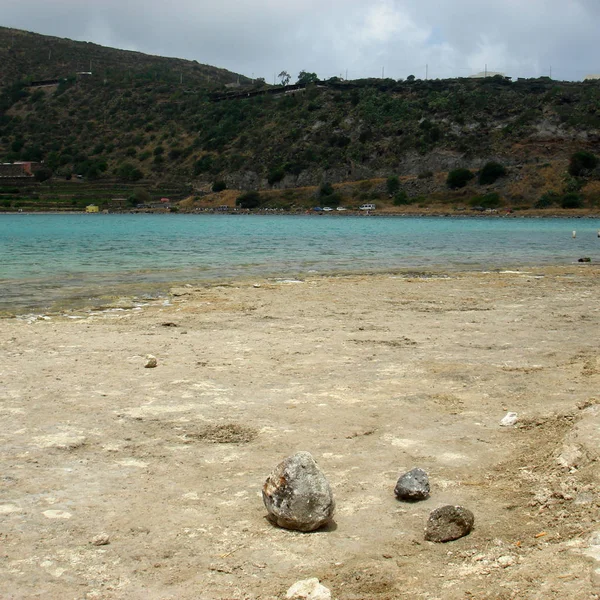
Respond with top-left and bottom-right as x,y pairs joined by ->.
497,555 -> 515,568
161,322 -> 178,327
91,534 -> 110,546
424,505 -> 474,542
578,257 -> 591,263
394,467 -> 430,502
285,577 -> 332,600
263,451 -> 335,532
144,354 -> 157,368
500,412 -> 518,427
253,283 -> 261,288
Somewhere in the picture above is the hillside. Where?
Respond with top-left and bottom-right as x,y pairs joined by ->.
2,27 -> 600,213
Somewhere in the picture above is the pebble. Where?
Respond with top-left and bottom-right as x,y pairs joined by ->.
263,451 -> 335,532
91,534 -> 110,546
497,555 -> 514,568
285,578 -> 332,600
424,505 -> 474,542
394,467 -> 430,501
500,412 -> 518,427
144,355 -> 158,368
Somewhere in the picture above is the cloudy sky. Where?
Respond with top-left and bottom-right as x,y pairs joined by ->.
2,0 -> 599,81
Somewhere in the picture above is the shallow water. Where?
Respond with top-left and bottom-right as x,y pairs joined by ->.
1,213 -> 599,314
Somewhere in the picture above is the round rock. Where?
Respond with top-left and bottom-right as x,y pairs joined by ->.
144,355 -> 157,368
394,467 -> 430,501
262,451 -> 335,532
424,505 -> 474,542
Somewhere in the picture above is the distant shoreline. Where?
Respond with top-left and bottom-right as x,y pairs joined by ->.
2,209 -> 600,218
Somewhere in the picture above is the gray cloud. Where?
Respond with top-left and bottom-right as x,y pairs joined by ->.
1,0 -> 598,81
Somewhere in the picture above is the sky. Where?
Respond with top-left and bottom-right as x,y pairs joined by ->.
2,0 -> 599,82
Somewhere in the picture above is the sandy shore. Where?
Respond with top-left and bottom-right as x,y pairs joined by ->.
1,267 -> 600,599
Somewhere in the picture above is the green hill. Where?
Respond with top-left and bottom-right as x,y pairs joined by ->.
2,27 -> 600,213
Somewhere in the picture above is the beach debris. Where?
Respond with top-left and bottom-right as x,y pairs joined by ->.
424,505 -> 474,542
285,578 -> 332,600
91,533 -> 110,546
144,354 -> 158,368
394,467 -> 430,502
161,321 -> 179,327
578,257 -> 591,263
263,451 -> 335,532
253,283 -> 261,288
500,412 -> 518,427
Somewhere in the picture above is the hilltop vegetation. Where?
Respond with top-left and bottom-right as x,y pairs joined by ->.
2,27 -> 600,212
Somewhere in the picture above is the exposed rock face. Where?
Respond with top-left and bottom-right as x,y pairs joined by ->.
262,451 -> 335,532
424,505 -> 474,542
394,468 -> 430,501
285,577 -> 332,600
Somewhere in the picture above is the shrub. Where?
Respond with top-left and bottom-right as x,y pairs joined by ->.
393,191 -> 412,205
470,192 -> 502,209
267,167 -> 285,185
212,180 -> 227,192
386,176 -> 400,195
447,168 -> 475,189
319,182 -> 334,197
569,151 -> 598,177
534,191 -> 560,208
561,193 -> 584,209
116,162 -> 143,182
478,162 -> 507,185
236,191 -> 262,209
418,171 -> 433,179
33,167 -> 52,182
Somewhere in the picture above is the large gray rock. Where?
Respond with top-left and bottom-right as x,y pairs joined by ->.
262,451 -> 335,532
394,468 -> 430,501
424,505 -> 474,542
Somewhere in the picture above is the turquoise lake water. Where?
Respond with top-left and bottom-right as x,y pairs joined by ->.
1,213 -> 599,314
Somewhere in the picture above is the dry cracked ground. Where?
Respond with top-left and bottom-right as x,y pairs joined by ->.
1,267 -> 600,599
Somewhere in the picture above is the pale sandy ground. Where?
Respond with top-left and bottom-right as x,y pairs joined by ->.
1,267 -> 600,600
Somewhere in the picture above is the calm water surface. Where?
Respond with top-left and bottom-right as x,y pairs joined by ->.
1,213 -> 599,314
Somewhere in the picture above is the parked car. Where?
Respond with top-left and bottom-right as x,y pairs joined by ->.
359,203 -> 376,210
322,207 -> 333,211
336,206 -> 347,211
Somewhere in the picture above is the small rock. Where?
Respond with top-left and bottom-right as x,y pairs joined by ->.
424,505 -> 474,542
285,577 -> 331,600
91,534 -> 110,546
144,355 -> 157,368
263,451 -> 335,532
497,555 -> 514,568
578,257 -> 591,263
394,467 -> 430,502
500,412 -> 518,427
253,283 -> 261,288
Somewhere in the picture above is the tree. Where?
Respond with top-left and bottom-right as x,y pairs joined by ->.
297,70 -> 318,85
278,71 -> 291,86
447,168 -> 475,189
212,180 -> 227,192
386,176 -> 400,195
569,151 -> 598,177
